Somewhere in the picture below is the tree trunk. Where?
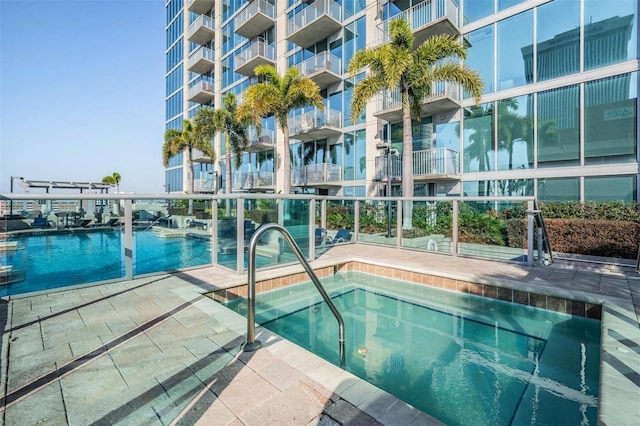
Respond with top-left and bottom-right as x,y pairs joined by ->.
187,148 -> 194,215
225,149 -> 232,195
282,129 -> 291,195
401,104 -> 413,230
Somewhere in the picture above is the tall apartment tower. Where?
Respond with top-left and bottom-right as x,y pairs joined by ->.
165,0 -> 639,202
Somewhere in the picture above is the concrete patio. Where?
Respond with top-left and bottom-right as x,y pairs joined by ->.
1,245 -> 639,425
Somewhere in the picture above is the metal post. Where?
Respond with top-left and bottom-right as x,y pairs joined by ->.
386,148 -> 392,237
9,176 -> 23,218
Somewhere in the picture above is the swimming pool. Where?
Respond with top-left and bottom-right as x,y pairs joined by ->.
226,271 -> 601,425
0,230 -> 212,296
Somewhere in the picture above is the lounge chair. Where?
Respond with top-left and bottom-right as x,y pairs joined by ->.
327,228 -> 351,244
315,228 -> 326,246
32,217 -> 50,229
91,218 -> 120,228
69,218 -> 92,228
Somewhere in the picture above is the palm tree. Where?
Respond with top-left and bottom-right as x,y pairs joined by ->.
349,18 -> 483,228
102,172 -> 121,215
163,119 -> 215,214
237,65 -> 323,194
194,93 -> 249,195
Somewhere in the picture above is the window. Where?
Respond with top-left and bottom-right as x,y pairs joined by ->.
537,85 -> 579,167
584,0 -> 637,70
463,103 -> 494,173
537,177 -> 579,202
584,72 -> 637,164
536,0 -> 580,82
497,95 -> 533,171
497,10 -> 532,90
464,26 -> 494,96
584,175 -> 636,203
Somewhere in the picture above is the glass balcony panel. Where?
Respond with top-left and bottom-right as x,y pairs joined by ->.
296,52 -> 342,88
287,0 -> 343,48
216,198 -> 238,270
401,200 -> 453,254
187,15 -> 215,45
375,82 -> 460,122
187,46 -> 215,74
186,0 -> 214,15
245,127 -> 275,152
291,163 -> 342,187
187,79 -> 215,103
287,108 -> 342,141
235,39 -> 276,76
235,0 -> 276,40
376,0 -> 460,47
325,199 -> 355,244
233,171 -> 274,191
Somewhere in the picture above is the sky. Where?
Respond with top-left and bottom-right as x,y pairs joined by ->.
0,0 -> 166,194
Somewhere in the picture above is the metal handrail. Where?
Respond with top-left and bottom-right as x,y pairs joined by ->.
532,201 -> 554,265
244,223 -> 345,366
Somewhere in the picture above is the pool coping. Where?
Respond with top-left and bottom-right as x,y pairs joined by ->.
207,254 -> 640,425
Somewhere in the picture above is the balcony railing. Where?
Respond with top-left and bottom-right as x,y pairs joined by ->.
186,0 -> 214,14
296,52 -> 342,88
375,148 -> 460,180
187,46 -> 215,74
235,0 -> 275,40
233,172 -> 274,190
235,39 -> 275,76
375,81 -> 460,122
288,0 -> 342,48
194,178 -> 217,192
292,163 -> 342,186
288,108 -> 342,141
245,127 -> 275,152
376,0 -> 459,47
187,15 -> 215,45
187,80 -> 214,103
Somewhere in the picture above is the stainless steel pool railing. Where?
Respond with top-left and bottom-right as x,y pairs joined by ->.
244,223 -> 345,366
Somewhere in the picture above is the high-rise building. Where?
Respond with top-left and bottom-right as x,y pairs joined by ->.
164,0 -> 639,202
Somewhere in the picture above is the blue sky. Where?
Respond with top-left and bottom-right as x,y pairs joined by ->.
0,0 -> 165,194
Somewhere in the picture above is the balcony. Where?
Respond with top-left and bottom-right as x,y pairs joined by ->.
296,52 -> 342,88
187,46 -> 215,75
374,148 -> 460,181
235,39 -> 275,76
191,148 -> 214,163
374,82 -> 460,122
187,80 -> 214,104
287,108 -> 342,142
235,0 -> 275,40
287,0 -> 342,48
194,178 -> 217,193
186,0 -> 214,14
233,171 -> 274,191
292,163 -> 342,187
245,127 -> 275,153
187,15 -> 215,45
376,0 -> 460,48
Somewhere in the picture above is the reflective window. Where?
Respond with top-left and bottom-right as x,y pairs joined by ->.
165,90 -> 183,120
584,0 -> 637,70
584,175 -> 636,203
166,0 -> 183,26
355,129 -> 366,179
497,10 -> 532,90
498,0 -> 526,12
463,181 -> 495,197
496,179 -> 533,197
463,103 -> 495,173
537,85 -> 579,167
537,177 -> 579,202
166,11 -> 183,49
166,40 -> 183,73
166,65 -> 183,97
462,0 -> 493,23
497,95 -> 533,171
536,0 -> 580,82
584,72 -> 637,164
465,26 -> 494,96
435,118 -> 460,154
343,133 -> 354,180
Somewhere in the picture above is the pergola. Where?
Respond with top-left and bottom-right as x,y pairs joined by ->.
17,179 -> 114,193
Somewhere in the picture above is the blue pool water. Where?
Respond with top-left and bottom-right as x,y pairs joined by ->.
226,272 -> 601,425
0,231 -> 212,296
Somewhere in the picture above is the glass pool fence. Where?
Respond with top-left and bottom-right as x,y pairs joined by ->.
0,193 -> 546,296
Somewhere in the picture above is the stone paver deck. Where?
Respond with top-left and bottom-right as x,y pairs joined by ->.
1,244 -> 639,425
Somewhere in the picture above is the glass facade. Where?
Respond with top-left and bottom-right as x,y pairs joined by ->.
166,0 -> 639,202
